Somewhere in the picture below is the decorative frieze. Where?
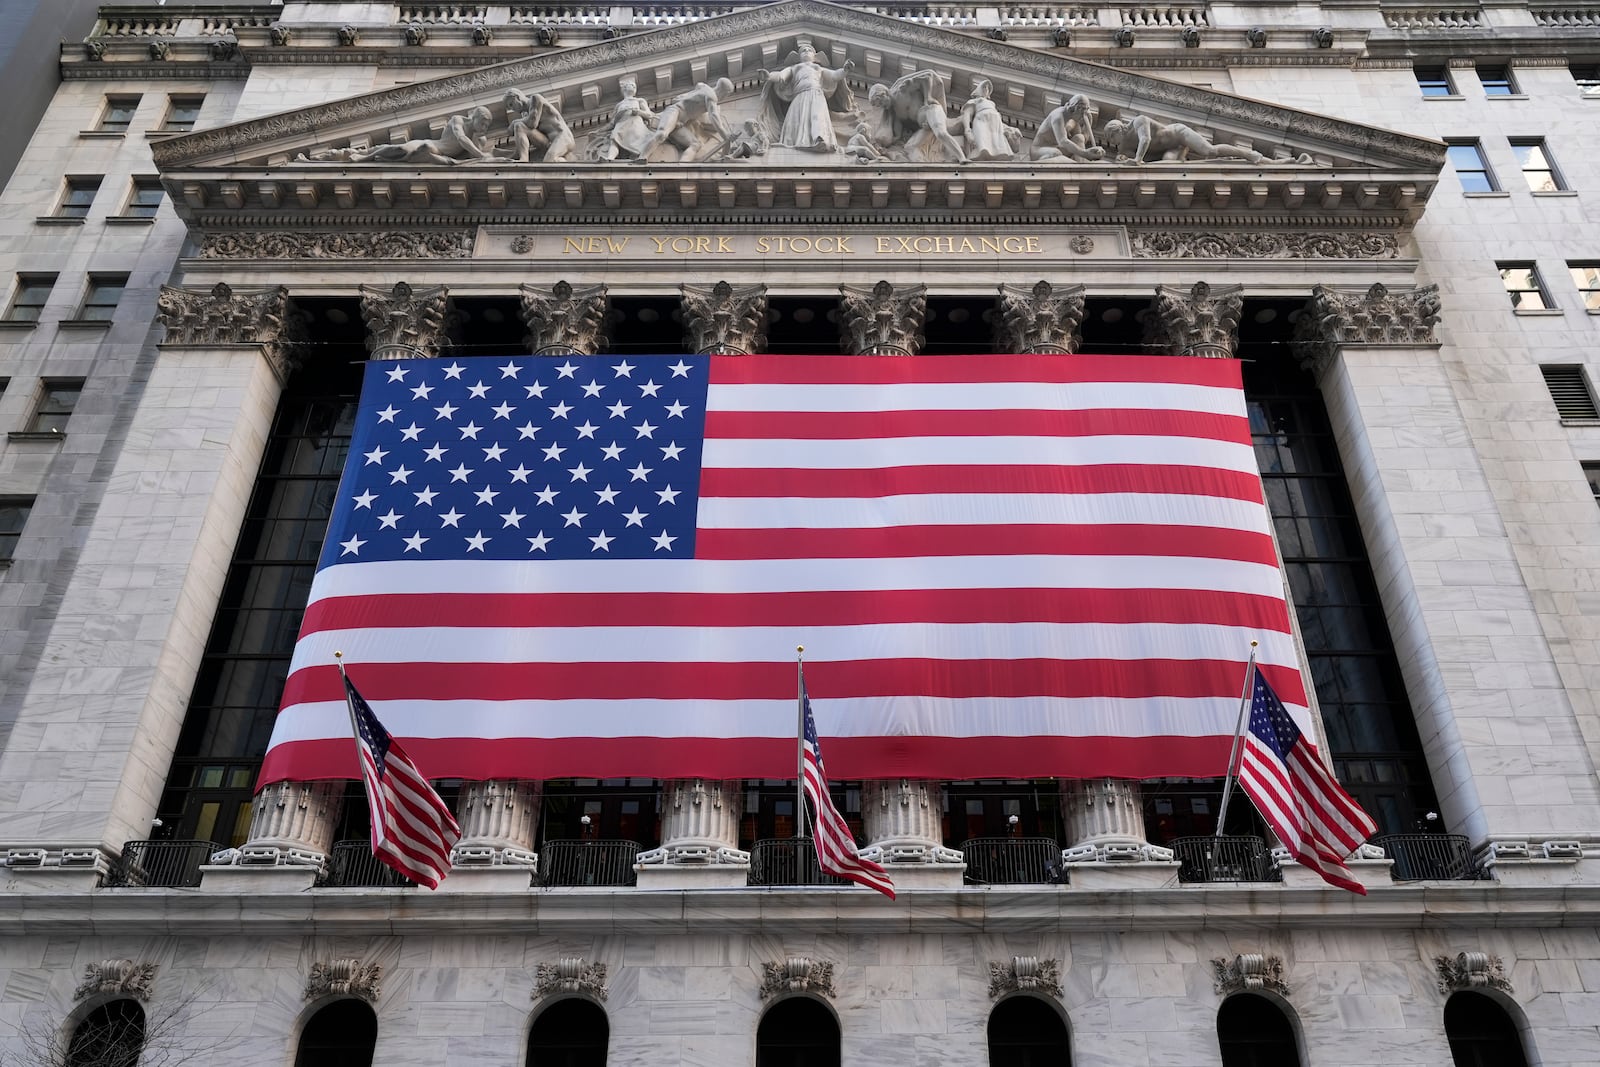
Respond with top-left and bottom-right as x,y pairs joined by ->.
156,282 -> 301,380
75,960 -> 157,1002
1147,281 -> 1242,358
535,958 -> 608,1001
198,230 -> 474,260
1435,952 -> 1512,995
1294,282 -> 1441,376
1211,954 -> 1290,997
1129,231 -> 1400,260
361,282 -> 451,360
760,957 -> 836,1000
680,281 -> 768,355
995,281 -> 1086,355
988,956 -> 1062,998
306,959 -> 382,1002
840,281 -> 926,356
520,281 -> 609,356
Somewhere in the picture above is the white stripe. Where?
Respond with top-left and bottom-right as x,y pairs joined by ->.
305,555 -> 1292,600
708,380 -> 1246,416
696,492 -> 1270,533
702,435 -> 1256,472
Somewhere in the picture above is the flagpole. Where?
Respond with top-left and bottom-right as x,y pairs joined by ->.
333,650 -> 360,742
1214,641 -> 1258,839
795,645 -> 807,840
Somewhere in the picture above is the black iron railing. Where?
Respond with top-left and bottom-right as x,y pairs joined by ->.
960,836 -> 1066,885
106,839 -> 218,888
539,839 -> 640,887
747,837 -> 850,887
317,840 -> 412,887
1172,835 -> 1282,884
1376,834 -> 1487,881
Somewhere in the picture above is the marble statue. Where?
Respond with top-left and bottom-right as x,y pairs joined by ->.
633,78 -> 736,163
886,69 -> 967,164
1029,95 -> 1106,162
952,78 -> 1021,161
500,88 -> 575,163
297,106 -> 494,165
757,41 -> 855,152
1101,114 -> 1312,165
586,77 -> 659,162
721,120 -> 771,160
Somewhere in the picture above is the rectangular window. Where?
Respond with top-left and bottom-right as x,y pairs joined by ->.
1415,65 -> 1454,97
28,380 -> 82,433
97,95 -> 141,133
55,177 -> 101,219
1570,263 -> 1600,311
1572,63 -> 1600,98
4,274 -> 55,323
1542,365 -> 1600,421
77,274 -> 127,322
162,95 -> 204,132
124,178 -> 164,219
1447,141 -> 1497,192
1500,263 -> 1551,310
0,498 -> 33,561
1478,64 -> 1516,95
1511,138 -> 1565,192
1585,462 -> 1600,505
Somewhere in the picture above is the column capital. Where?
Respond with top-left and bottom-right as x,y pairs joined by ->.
995,281 -> 1086,355
156,282 -> 301,381
840,281 -> 926,356
360,281 -> 450,360
1146,281 -> 1243,358
680,281 -> 768,355
1295,282 -> 1442,377
520,280 -> 609,356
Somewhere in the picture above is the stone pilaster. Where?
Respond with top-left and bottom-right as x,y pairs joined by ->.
839,281 -> 926,356
1293,283 -> 1441,377
1145,281 -> 1243,358
859,780 -> 964,887
995,281 -> 1086,354
451,780 -> 541,866
360,281 -> 450,360
680,281 -> 768,355
155,283 -> 301,382
520,280 -> 609,356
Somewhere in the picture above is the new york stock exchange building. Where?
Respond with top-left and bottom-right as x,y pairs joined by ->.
4,0 -> 1600,1064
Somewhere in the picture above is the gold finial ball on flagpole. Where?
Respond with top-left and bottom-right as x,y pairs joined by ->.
797,645 -> 804,653
334,650 -> 344,660
1250,640 -> 1258,648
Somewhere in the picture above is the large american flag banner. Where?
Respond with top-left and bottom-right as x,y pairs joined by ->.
260,352 -> 1308,785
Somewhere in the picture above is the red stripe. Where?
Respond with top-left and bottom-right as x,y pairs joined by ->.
260,733 -> 1240,785
695,524 -> 1278,564
283,659 -> 1310,707
701,463 -> 1265,502
298,588 -> 1296,635
704,408 -> 1250,443
709,352 -> 1242,389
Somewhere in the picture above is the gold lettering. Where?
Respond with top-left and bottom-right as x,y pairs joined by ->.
911,237 -> 933,254
876,237 -> 893,253
1025,237 -> 1042,253
605,236 -> 630,254
979,237 -> 1002,254
837,236 -> 853,254
1001,237 -> 1025,254
649,236 -> 669,254
794,237 -> 814,253
757,236 -> 772,254
689,236 -> 709,253
666,237 -> 688,253
562,237 -> 585,254
718,236 -> 735,253
896,236 -> 917,253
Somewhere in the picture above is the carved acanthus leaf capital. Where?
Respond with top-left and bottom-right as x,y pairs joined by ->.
75,960 -> 157,1002
534,958 -> 608,1001
759,957 -> 836,1000
840,281 -> 926,356
157,283 -> 302,379
306,959 -> 382,1002
1146,281 -> 1243,359
681,281 -> 768,355
988,956 -> 1063,998
521,281 -> 609,356
1211,954 -> 1290,997
996,281 -> 1086,355
1434,952 -> 1512,995
1294,283 -> 1442,376
360,282 -> 451,360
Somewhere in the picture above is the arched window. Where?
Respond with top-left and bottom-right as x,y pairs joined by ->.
527,997 -> 609,1067
988,995 -> 1071,1067
1217,993 -> 1301,1067
1444,991 -> 1530,1067
296,999 -> 376,1067
67,999 -> 145,1067
756,997 -> 839,1067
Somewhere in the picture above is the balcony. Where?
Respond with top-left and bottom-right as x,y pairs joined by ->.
539,839 -> 639,887
1172,835 -> 1282,884
960,836 -> 1067,885
317,840 -> 414,887
1376,834 -> 1488,882
747,837 -> 850,887
106,840 -> 219,888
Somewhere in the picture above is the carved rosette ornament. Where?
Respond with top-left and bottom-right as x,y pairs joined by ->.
1147,282 -> 1243,359
759,958 -> 836,1000
157,283 -> 301,382
988,956 -> 1062,999
521,281 -> 609,356
360,282 -> 450,361
1435,952 -> 1512,995
75,960 -> 157,1003
306,959 -> 381,1003
681,281 -> 768,355
534,958 -> 608,1001
840,281 -> 926,356
1294,282 -> 1442,377
1211,954 -> 1290,997
996,281 -> 1086,355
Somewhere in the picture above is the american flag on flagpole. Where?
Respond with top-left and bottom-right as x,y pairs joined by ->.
342,668 -> 461,889
1237,665 -> 1377,894
800,669 -> 894,899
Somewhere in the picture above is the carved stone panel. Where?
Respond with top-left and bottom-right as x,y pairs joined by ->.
840,281 -> 926,356
1294,282 -> 1442,376
306,959 -> 382,1002
1211,954 -> 1290,997
534,958 -> 608,1001
1435,952 -> 1512,995
996,281 -> 1086,355
760,957 -> 836,1000
521,281 -> 609,356
198,231 -> 475,261
988,956 -> 1063,998
360,282 -> 451,360
1129,231 -> 1400,260
157,283 -> 301,381
75,960 -> 157,1002
681,281 -> 768,355
1146,281 -> 1242,359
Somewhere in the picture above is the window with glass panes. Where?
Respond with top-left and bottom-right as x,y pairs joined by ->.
0,498 -> 33,561
1569,263 -> 1600,311
56,177 -> 101,219
1510,138 -> 1564,192
97,95 -> 140,132
124,178 -> 164,219
1584,463 -> 1600,506
1446,141 -> 1496,192
1572,63 -> 1600,97
27,380 -> 82,433
4,274 -> 54,322
1477,64 -> 1516,95
1499,263 -> 1551,309
1415,65 -> 1454,96
162,95 -> 204,131
77,274 -> 126,321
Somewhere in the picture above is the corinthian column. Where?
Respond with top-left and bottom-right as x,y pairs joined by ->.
451,780 -> 541,867
995,281 -> 1086,354
636,780 -> 749,888
839,281 -> 926,356
233,781 -> 344,866
859,780 -> 965,888
680,281 -> 768,354
1145,281 -> 1243,358
520,280 -> 609,356
360,281 -> 450,360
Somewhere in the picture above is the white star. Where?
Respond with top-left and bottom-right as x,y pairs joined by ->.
434,402 -> 457,420
660,442 -> 684,461
439,508 -> 464,528
386,366 -> 408,383
527,532 -> 551,552
400,422 -> 424,441
575,421 -> 598,439
639,379 -> 662,397
656,485 -> 681,505
475,486 -> 500,506
377,405 -> 399,423
669,360 -> 692,378
483,443 -> 506,462
595,485 -> 620,505
524,381 -> 547,399
413,486 -> 438,506
600,442 -> 625,461
459,421 -> 482,440
652,530 -> 678,551
634,420 -> 658,439
589,531 -> 615,552
613,360 -> 635,378
517,422 -> 539,440
499,361 -> 521,379
555,361 -> 579,379
491,402 -> 515,420
535,485 -> 559,506
500,508 -> 525,528
607,400 -> 632,419
623,507 -> 648,527
442,362 -> 465,380
411,383 -> 434,401
542,443 -> 566,462
581,380 -> 604,398
377,509 -> 402,529
549,401 -> 572,419
561,507 -> 587,527
467,381 -> 491,399
423,443 -> 447,462
465,531 -> 490,552
628,462 -> 653,482
340,534 -> 366,555
568,462 -> 592,482
364,446 -> 388,466
449,464 -> 473,483
403,531 -> 429,553
664,400 -> 688,419
388,465 -> 413,484
508,464 -> 533,483
352,490 -> 377,509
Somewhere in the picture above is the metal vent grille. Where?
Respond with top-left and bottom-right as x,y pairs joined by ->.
1541,365 -> 1600,421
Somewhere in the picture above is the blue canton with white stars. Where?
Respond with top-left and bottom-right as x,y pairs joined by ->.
320,355 -> 710,568
1247,670 -> 1302,762
345,676 -> 393,777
